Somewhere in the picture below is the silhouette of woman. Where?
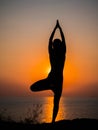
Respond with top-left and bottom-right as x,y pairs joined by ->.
30,20 -> 66,122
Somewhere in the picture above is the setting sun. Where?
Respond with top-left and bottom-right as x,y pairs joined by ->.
46,66 -> 51,74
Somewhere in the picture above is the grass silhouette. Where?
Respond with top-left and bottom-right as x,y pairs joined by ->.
0,104 -> 42,124
23,104 -> 42,124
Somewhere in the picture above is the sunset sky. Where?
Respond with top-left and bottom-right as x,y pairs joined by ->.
0,0 -> 97,97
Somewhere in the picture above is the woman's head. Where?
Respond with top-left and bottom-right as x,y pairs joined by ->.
53,39 -> 61,50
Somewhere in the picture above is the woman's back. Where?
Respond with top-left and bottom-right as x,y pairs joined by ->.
49,39 -> 66,73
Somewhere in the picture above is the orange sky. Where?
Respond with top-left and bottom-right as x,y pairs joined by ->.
0,0 -> 97,97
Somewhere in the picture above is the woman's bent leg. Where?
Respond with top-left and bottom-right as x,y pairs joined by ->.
30,78 -> 50,92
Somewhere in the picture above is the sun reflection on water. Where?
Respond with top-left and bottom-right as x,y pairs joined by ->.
41,96 -> 66,123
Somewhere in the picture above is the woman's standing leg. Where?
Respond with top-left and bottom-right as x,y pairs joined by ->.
52,91 -> 62,122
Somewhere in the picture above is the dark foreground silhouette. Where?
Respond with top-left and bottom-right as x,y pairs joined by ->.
30,20 -> 66,122
0,118 -> 98,130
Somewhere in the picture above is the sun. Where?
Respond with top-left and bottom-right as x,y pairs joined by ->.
46,66 -> 51,74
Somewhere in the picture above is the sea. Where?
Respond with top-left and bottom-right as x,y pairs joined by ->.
0,96 -> 98,123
